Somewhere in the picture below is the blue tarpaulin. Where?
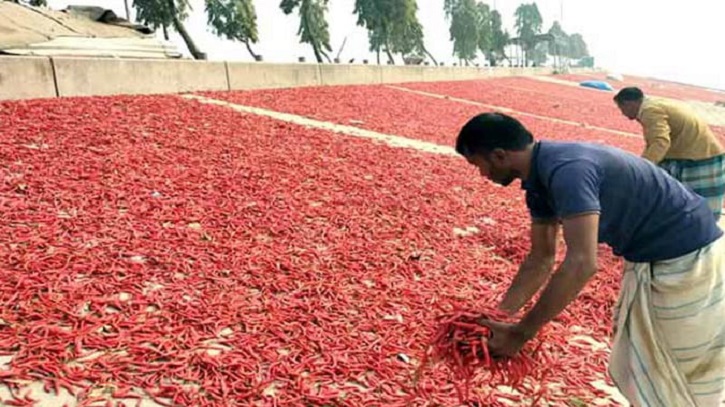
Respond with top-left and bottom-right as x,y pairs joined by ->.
579,80 -> 614,92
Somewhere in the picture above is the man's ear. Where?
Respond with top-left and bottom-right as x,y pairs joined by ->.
490,148 -> 507,163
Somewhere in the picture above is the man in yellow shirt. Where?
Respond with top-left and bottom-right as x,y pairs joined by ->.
614,87 -> 725,220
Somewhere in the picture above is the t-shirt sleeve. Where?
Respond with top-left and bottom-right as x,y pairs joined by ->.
547,161 -> 602,218
525,190 -> 556,220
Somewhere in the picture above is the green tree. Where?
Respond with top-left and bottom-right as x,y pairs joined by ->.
547,21 -> 568,69
547,21 -> 567,55
476,1 -> 492,60
133,0 -> 205,59
206,0 -> 260,60
280,0 -> 332,63
446,0 -> 482,65
389,18 -> 436,65
388,1 -> 438,65
355,0 -> 432,65
530,41 -> 548,66
567,33 -> 589,59
477,2 -> 512,66
514,2 -> 542,66
489,10 -> 509,65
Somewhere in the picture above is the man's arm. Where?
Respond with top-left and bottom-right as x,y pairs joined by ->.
640,105 -> 672,164
515,213 -> 599,339
498,219 -> 559,314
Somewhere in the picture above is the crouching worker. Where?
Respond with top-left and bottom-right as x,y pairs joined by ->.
456,112 -> 725,406
614,86 -> 725,220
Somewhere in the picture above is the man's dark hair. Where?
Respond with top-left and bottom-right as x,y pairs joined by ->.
613,87 -> 644,104
455,112 -> 534,157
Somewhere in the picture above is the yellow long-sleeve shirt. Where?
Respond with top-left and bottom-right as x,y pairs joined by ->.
637,97 -> 724,163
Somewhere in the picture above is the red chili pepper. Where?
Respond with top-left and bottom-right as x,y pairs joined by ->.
1,80 -> 682,406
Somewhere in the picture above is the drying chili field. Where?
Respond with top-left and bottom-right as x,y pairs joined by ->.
1,74 -> 723,407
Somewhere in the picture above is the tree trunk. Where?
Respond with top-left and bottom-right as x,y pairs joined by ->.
124,0 -> 131,21
335,36 -> 348,61
162,25 -> 169,40
385,48 -> 395,65
422,46 -> 438,66
244,40 -> 260,60
172,17 -> 205,59
322,51 -> 332,63
167,0 -> 205,60
376,50 -> 380,65
312,44 -> 323,63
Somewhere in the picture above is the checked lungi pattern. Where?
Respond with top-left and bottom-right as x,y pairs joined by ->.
659,154 -> 725,220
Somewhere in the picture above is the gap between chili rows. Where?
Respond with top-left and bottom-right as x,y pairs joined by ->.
384,85 -> 642,140
181,94 -> 460,157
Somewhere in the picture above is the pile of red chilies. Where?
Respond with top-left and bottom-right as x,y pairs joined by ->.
414,310 -> 544,405
0,88 -> 641,406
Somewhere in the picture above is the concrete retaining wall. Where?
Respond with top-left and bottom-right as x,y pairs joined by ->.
227,62 -> 321,90
2,56 -> 579,101
0,57 -> 57,100
319,64 -> 383,86
53,58 -> 229,97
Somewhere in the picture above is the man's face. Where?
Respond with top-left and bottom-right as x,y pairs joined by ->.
467,151 -> 516,186
616,101 -> 640,120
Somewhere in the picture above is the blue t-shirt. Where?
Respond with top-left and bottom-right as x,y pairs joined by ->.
522,141 -> 723,263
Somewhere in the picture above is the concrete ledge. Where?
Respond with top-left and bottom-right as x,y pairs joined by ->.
0,57 -> 56,100
52,57 -> 229,97
381,66 -> 424,83
319,64 -> 381,86
0,56 -> 585,101
227,62 -> 321,90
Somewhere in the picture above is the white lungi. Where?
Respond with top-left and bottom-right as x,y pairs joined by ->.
609,236 -> 725,406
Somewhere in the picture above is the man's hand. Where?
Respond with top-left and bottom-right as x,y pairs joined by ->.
477,319 -> 533,358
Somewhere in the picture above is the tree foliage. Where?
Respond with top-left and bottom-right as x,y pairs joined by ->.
489,10 -> 509,64
133,0 -> 206,59
446,0 -> 482,64
547,20 -> 567,69
547,21 -> 567,56
546,21 -> 589,63
206,0 -> 260,59
280,0 -> 332,63
354,0 -> 433,65
121,0 -> 591,68
530,41 -> 548,65
445,0 -> 509,66
389,2 -> 423,59
514,2 -> 542,65
133,0 -> 186,34
475,2 -> 492,55
567,33 -> 589,59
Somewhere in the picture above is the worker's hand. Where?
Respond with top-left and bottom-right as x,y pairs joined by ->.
477,319 -> 533,358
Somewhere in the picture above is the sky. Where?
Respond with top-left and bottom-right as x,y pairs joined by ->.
47,0 -> 725,90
